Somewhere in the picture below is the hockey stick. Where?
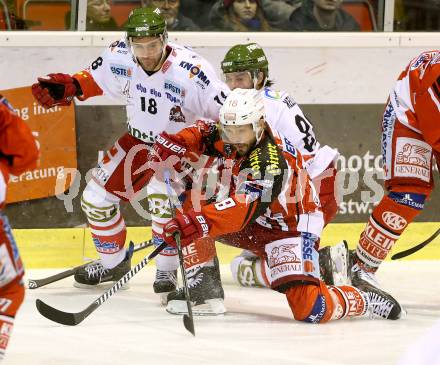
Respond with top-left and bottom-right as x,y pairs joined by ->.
28,239 -> 154,289
391,228 -> 440,260
36,241 -> 167,326
164,170 -> 195,336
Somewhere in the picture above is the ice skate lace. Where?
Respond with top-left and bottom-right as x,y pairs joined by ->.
85,261 -> 109,280
187,272 -> 204,289
155,270 -> 177,285
367,292 -> 394,319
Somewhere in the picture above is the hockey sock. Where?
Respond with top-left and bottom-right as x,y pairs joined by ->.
356,193 -> 423,272
230,254 -> 270,288
0,315 -> 14,360
327,285 -> 366,320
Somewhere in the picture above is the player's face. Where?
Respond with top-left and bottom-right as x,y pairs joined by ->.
224,71 -> 254,90
150,0 -> 179,25
221,123 -> 257,156
232,0 -> 258,21
313,0 -> 343,11
131,36 -> 165,71
87,0 -> 111,23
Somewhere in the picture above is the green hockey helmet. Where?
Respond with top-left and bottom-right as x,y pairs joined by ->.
125,7 -> 167,38
221,43 -> 269,80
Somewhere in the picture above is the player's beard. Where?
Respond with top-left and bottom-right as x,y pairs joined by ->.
232,143 -> 252,157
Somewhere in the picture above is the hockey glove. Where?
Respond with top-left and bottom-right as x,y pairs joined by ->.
148,132 -> 188,179
31,73 -> 80,109
163,209 -> 211,247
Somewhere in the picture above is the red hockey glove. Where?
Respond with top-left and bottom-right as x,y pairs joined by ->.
163,209 -> 211,247
151,132 -> 187,162
31,73 -> 79,109
148,132 -> 188,178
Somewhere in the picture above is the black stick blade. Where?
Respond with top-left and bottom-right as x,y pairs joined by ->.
36,299 -> 83,326
183,314 -> 195,336
391,228 -> 440,260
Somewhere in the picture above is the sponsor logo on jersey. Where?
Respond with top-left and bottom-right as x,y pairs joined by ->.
264,89 -> 281,100
150,88 -> 162,98
126,122 -> 154,143
165,92 -> 183,106
179,61 -> 210,86
92,238 -> 120,254
382,211 -> 407,230
249,148 -> 262,173
168,105 -> 186,123
394,137 -> 431,183
267,142 -> 281,175
282,96 -> 296,109
109,40 -> 127,52
237,179 -> 273,203
164,80 -> 184,97
110,64 -> 132,78
283,137 -> 297,158
136,83 -> 147,94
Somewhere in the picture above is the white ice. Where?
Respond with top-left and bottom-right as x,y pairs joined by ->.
6,261 -> 440,365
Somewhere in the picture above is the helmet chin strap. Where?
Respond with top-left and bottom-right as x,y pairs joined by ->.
150,44 -> 168,72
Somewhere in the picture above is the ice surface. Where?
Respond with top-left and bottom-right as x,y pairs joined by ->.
7,261 -> 440,365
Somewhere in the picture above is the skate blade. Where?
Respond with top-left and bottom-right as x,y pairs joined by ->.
73,281 -> 130,290
166,298 -> 226,316
156,292 -> 171,306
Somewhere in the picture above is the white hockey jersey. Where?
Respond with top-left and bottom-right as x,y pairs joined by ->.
261,88 -> 338,178
76,39 -> 229,144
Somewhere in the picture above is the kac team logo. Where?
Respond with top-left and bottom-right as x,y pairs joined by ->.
382,211 -> 407,230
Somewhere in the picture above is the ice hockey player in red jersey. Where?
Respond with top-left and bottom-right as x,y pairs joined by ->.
349,50 -> 440,288
219,43 -> 343,290
150,88 -> 404,321
0,94 -> 39,359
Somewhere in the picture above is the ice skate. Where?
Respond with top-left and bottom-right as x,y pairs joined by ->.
319,240 -> 350,286
166,259 -> 225,316
153,269 -> 177,305
74,253 -> 131,289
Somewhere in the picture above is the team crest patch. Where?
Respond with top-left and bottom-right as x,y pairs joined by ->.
169,105 -> 186,123
394,137 -> 432,183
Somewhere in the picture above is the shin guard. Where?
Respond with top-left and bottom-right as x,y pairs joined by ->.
356,193 -> 423,271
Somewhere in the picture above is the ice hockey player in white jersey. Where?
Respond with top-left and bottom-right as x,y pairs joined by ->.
31,7 -> 229,294
221,43 -> 344,290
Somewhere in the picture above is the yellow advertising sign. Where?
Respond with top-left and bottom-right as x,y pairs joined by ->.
1,86 -> 77,203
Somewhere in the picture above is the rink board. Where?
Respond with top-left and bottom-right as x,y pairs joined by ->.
15,222 -> 440,268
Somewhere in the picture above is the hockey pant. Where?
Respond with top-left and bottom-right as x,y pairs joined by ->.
81,133 -> 153,269
0,214 -> 26,359
185,222 -> 368,323
355,110 -> 436,271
